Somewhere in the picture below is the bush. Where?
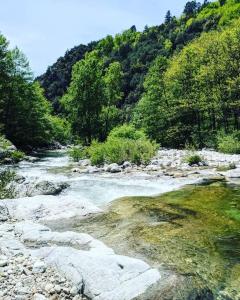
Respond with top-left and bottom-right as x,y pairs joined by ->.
88,141 -> 105,165
0,136 -> 12,150
68,146 -> 88,162
184,153 -> 203,166
0,169 -> 16,199
10,150 -> 25,163
217,132 -> 240,154
87,125 -> 157,165
108,124 -> 146,140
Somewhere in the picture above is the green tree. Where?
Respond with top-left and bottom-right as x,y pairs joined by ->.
133,56 -> 169,142
100,62 -> 123,139
62,50 -> 104,144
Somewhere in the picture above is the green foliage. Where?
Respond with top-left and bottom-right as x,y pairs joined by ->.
61,50 -> 105,144
0,34 -> 68,149
196,0 -> 240,26
0,169 -> 16,199
88,141 -> 105,165
48,116 -> 71,145
87,125 -> 157,165
184,152 -> 203,165
68,146 -> 88,162
217,132 -> 240,154
38,0 -> 231,115
135,19 -> 240,148
62,52 -> 123,143
0,136 -> 12,150
10,150 -> 25,163
108,124 -> 146,140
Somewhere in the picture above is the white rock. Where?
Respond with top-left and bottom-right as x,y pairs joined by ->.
0,259 -> 8,267
225,169 -> 240,178
123,161 -> 132,169
33,260 -> 47,274
33,294 -> 47,300
107,163 -> 122,173
78,159 -> 91,167
32,246 -> 160,300
2,195 -> 101,222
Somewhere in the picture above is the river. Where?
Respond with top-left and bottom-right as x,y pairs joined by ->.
5,150 -> 240,299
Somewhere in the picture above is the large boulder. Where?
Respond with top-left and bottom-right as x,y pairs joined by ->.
106,163 -> 122,173
15,180 -> 70,197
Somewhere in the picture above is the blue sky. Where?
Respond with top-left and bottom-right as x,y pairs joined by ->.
0,0 -> 188,76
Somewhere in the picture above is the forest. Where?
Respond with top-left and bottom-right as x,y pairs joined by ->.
1,0 -> 240,163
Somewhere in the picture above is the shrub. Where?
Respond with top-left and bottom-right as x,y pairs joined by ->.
88,141 -> 105,165
10,150 -> 25,163
108,124 -> 146,141
87,125 -> 157,165
184,153 -> 203,166
0,169 -> 16,199
0,136 -> 12,150
68,146 -> 88,162
217,132 -> 240,154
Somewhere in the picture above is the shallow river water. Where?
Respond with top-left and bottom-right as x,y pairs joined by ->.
11,151 -> 240,299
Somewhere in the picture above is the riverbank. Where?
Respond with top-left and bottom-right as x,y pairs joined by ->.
0,149 -> 239,299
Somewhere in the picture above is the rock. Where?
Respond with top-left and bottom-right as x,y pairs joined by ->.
2,195 -> 102,222
7,145 -> 17,151
225,169 -> 240,178
0,259 -> 8,267
30,181 -> 69,196
202,174 -> 225,183
33,294 -> 47,300
0,204 -> 9,222
70,286 -> 79,296
3,157 -> 13,164
16,286 -> 30,295
33,246 -> 160,300
145,165 -> 160,171
86,166 -> 101,174
25,156 -> 38,163
106,163 -> 122,173
45,283 -> 54,293
33,260 -> 47,273
78,159 -> 91,167
122,161 -> 132,169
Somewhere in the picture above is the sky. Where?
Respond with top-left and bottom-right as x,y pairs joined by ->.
0,0 -> 188,76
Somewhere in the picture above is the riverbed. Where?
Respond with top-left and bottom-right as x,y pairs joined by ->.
1,150 -> 240,300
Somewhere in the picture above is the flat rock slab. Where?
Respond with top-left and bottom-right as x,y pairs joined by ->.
33,246 -> 160,300
2,194 -> 101,221
0,222 -> 160,300
224,169 -> 240,178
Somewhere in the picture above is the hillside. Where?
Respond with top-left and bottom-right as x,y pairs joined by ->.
37,0 -> 229,113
